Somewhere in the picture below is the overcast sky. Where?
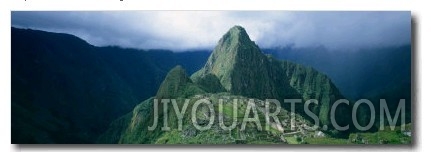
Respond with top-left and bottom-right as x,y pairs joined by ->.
11,11 -> 411,51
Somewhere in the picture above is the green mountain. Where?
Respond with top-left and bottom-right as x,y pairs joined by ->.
192,26 -> 350,129
11,27 -> 210,144
100,26 -> 352,144
191,26 -> 301,100
156,65 -> 205,99
12,26 -> 411,144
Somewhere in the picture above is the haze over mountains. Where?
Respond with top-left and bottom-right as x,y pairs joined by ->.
11,25 -> 411,144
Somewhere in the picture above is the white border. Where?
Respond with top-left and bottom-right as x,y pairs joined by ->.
9,0 -> 413,11
2,0 -> 429,152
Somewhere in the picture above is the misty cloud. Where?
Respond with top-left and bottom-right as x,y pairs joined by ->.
11,11 -> 411,51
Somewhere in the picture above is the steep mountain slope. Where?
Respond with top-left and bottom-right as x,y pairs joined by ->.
263,45 -> 412,127
12,28 -> 137,143
191,26 -> 301,100
192,26 -> 349,129
11,27 -> 210,143
100,26 -> 351,144
156,65 -> 206,99
96,47 -> 211,102
274,57 -> 349,129
263,45 -> 411,101
99,66 -> 312,144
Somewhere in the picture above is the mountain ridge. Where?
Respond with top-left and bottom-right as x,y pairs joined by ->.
191,26 -> 349,129
11,26 -> 411,144
100,26 -> 352,144
11,27 -> 210,143
191,26 -> 302,100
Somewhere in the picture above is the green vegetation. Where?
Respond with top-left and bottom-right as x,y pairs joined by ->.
348,123 -> 412,144
156,65 -> 205,99
97,93 -> 293,144
304,137 -> 349,144
97,25 -> 411,144
194,73 -> 226,93
11,28 -> 210,143
12,26 -> 411,144
191,26 -> 351,132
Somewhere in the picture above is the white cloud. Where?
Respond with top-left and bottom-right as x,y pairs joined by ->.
12,11 -> 411,51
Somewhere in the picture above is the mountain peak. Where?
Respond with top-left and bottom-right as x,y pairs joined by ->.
156,65 -> 206,99
156,65 -> 191,98
212,26 -> 262,61
230,25 -> 245,31
191,26 -> 286,99
226,25 -> 248,37
219,25 -> 253,48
